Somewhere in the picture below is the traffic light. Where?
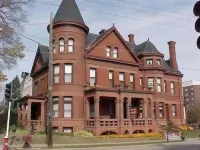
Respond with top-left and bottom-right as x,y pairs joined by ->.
5,82 -> 12,101
193,1 -> 200,49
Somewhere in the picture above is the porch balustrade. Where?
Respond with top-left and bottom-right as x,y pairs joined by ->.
86,118 -> 153,128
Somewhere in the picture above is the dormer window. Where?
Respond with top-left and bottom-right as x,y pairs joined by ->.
147,59 -> 153,65
113,48 -> 118,58
156,59 -> 161,65
68,39 -> 74,52
106,46 -> 111,57
59,38 -> 65,52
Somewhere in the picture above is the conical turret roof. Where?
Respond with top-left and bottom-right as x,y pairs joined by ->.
54,0 -> 85,24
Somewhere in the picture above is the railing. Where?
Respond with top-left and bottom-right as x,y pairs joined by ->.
86,119 -> 153,128
100,119 -> 118,127
86,120 -> 95,127
131,119 -> 153,126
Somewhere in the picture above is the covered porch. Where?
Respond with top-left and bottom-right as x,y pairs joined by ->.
85,89 -> 155,135
17,96 -> 46,131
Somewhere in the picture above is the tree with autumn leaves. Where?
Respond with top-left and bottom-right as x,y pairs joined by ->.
0,0 -> 34,82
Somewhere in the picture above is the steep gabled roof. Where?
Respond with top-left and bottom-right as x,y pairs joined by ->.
134,40 -> 162,54
30,45 -> 49,76
54,0 -> 85,24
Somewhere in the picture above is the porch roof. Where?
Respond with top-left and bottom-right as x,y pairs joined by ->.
17,96 -> 46,104
84,87 -> 153,94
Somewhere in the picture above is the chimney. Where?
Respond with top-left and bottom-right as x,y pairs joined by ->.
99,29 -> 106,35
168,41 -> 178,70
128,34 -> 134,42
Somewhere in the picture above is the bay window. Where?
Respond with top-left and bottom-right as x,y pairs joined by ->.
54,65 -> 59,83
148,77 -> 154,90
172,104 -> 177,117
109,71 -> 114,88
68,39 -> 74,52
90,68 -> 96,86
157,78 -> 162,92
59,38 -> 65,52
171,82 -> 175,95
64,97 -> 72,118
65,64 -> 72,83
130,74 -> 134,89
119,72 -> 125,88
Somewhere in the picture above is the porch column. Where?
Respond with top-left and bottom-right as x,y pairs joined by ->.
115,99 -> 119,119
27,102 -> 32,128
120,99 -> 124,120
126,99 -> 131,119
94,99 -> 99,119
85,98 -> 90,120
27,102 -> 32,120
41,102 -> 45,121
142,100 -> 148,118
151,102 -> 155,118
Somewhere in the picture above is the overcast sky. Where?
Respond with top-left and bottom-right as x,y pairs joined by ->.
3,0 -> 200,83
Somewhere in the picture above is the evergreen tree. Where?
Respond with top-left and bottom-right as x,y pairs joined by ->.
12,75 -> 22,101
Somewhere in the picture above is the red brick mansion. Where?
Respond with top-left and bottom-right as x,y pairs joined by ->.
17,0 -> 185,135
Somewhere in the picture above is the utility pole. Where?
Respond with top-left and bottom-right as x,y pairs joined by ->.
47,12 -> 53,148
4,82 -> 13,150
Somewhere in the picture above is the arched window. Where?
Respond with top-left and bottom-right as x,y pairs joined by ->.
106,46 -> 111,57
113,47 -> 118,58
59,38 -> 65,52
53,40 -> 56,53
68,38 -> 74,52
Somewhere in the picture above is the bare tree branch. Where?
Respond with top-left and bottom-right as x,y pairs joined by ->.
0,0 -> 34,82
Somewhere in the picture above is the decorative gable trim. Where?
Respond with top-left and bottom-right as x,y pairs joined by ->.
87,26 -> 141,64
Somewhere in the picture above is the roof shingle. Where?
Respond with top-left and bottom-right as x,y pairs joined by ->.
54,0 -> 85,24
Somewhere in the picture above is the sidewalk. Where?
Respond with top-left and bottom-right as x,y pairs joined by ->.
0,140 -> 166,149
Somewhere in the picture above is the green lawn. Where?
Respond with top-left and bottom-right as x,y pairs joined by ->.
0,132 -> 163,146
181,130 -> 200,138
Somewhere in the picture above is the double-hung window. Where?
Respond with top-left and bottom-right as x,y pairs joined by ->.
90,68 -> 96,86
64,97 -> 72,118
54,65 -> 59,83
65,64 -> 72,83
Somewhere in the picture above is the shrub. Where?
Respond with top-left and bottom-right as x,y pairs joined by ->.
10,125 -> 17,133
37,131 -> 46,135
74,131 -> 94,137
96,133 -> 162,139
179,125 -> 193,131
52,132 -> 73,136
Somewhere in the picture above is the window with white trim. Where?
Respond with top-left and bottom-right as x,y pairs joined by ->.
113,48 -> 118,58
109,71 -> 114,88
172,104 -> 177,117
65,64 -> 72,83
130,74 -> 134,89
53,103 -> 58,118
156,59 -> 161,65
148,77 -> 154,90
68,39 -> 74,52
170,82 -> 175,95
63,127 -> 73,133
147,59 -> 153,65
54,65 -> 59,83
64,97 -> 72,118
106,47 -> 111,57
59,38 -> 65,52
119,72 -> 125,88
90,68 -> 96,86
157,78 -> 162,92
159,102 -> 164,118
164,80 -> 167,93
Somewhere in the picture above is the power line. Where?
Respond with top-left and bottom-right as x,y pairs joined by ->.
81,0 -> 194,22
116,0 -> 194,17
33,0 -> 192,30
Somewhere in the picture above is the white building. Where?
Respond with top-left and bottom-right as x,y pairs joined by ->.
21,72 -> 32,97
